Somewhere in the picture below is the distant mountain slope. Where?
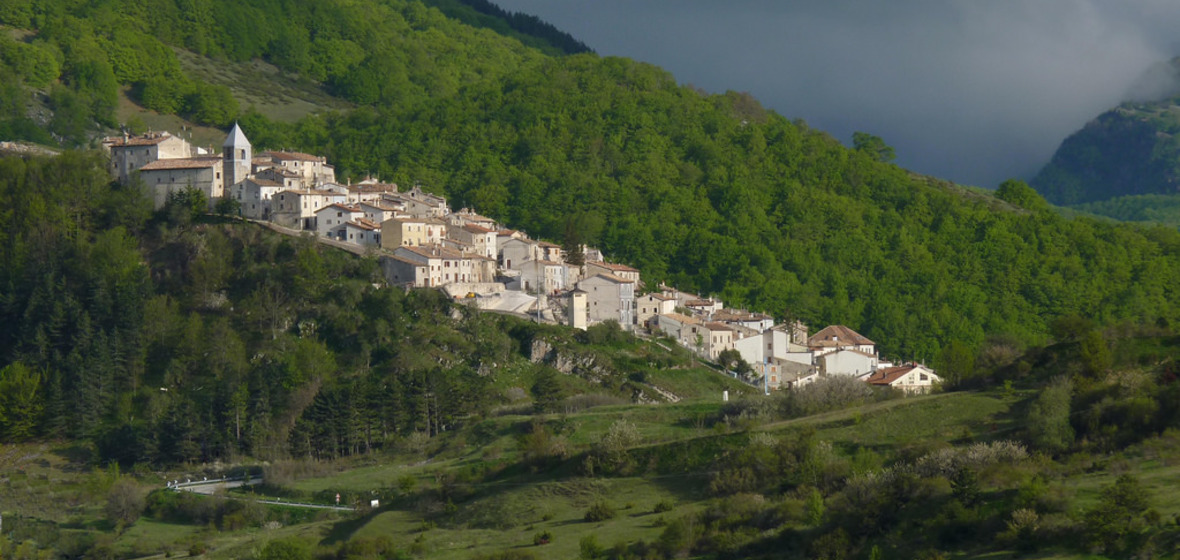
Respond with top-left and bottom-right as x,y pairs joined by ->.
1032,58 -> 1180,206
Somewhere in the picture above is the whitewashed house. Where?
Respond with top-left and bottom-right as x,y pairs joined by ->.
578,273 -> 636,328
315,204 -> 364,238
864,365 -> 940,394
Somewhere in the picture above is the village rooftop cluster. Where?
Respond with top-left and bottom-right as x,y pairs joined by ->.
102,126 -> 941,394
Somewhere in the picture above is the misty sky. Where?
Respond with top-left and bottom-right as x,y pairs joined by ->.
493,0 -> 1180,187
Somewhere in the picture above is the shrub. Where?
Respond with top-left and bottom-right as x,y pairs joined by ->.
532,530 -> 553,546
579,534 -> 603,559
105,479 -> 146,527
653,500 -> 674,513
584,501 -> 616,522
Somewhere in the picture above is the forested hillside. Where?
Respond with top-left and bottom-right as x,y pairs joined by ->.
3,0 -> 1180,361
1032,100 -> 1180,206
0,153 -> 742,465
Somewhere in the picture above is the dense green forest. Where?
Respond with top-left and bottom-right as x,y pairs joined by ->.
4,0 -> 1180,361
1071,193 -> 1180,229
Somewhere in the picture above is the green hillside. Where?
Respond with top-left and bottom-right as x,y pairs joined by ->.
4,0 -> 1180,359
3,2 -> 1180,557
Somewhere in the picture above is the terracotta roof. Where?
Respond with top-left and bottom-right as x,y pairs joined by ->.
712,309 -> 773,322
808,325 -> 875,347
106,133 -> 177,147
139,157 -> 220,171
346,219 -> 380,231
455,210 -> 495,221
463,224 -> 494,234
524,259 -> 562,267
537,241 -> 561,248
389,216 -> 445,225
822,347 -> 877,359
263,150 -> 324,162
246,178 -> 281,187
864,366 -> 919,386
316,203 -> 361,214
582,273 -> 634,284
360,201 -> 399,211
497,229 -> 521,236
350,183 -> 399,193
257,168 -> 301,178
589,261 -> 639,273
658,312 -> 701,325
276,188 -> 340,196
386,255 -> 426,267
685,299 -> 715,307
704,322 -> 735,332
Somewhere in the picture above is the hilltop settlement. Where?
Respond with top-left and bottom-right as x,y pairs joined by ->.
103,125 -> 941,394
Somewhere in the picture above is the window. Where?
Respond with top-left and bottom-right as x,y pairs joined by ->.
920,374 -> 928,381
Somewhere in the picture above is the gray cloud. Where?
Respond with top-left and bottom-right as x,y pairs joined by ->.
492,0 -> 1180,187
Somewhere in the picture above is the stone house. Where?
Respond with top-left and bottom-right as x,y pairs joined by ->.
586,261 -> 640,286
137,157 -> 223,209
105,131 -> 195,184
808,325 -> 876,356
315,204 -> 364,238
515,259 -> 565,294
389,244 -> 495,287
380,217 -> 447,250
232,177 -> 284,219
499,237 -> 539,270
338,219 -> 382,247
577,273 -> 636,328
400,185 -> 449,218
259,150 -> 335,187
636,293 -> 677,328
272,189 -> 347,230
358,201 -> 402,224
447,223 -> 498,260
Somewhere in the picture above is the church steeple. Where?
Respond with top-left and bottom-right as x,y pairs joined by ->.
223,122 -> 251,187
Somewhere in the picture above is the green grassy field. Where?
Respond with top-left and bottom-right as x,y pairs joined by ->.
7,387 -> 1180,559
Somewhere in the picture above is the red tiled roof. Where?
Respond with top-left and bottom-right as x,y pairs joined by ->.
347,219 -> 380,231
317,203 -> 361,214
808,325 -> 875,347
263,150 -> 324,162
659,312 -> 701,325
589,261 -> 639,273
583,273 -> 634,285
864,366 -> 916,386
106,133 -> 178,147
139,157 -> 220,171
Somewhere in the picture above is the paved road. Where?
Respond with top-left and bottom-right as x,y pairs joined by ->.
169,476 -> 356,511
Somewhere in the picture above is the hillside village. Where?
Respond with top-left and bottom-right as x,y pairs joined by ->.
102,125 -> 941,394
